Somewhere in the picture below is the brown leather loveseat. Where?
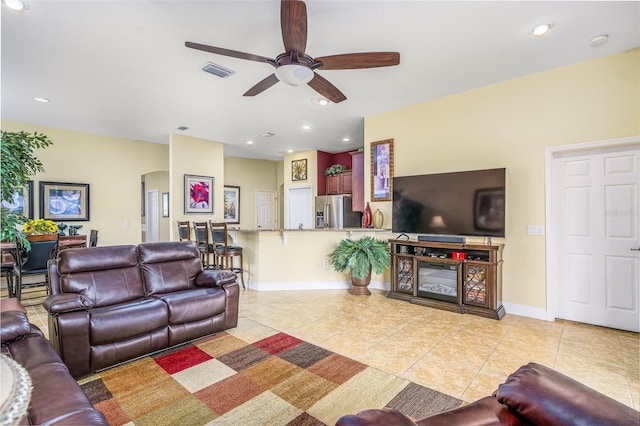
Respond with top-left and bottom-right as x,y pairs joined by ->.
44,241 -> 240,378
1,298 -> 108,425
336,362 -> 640,425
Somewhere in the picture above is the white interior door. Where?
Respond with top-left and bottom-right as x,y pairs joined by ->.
550,143 -> 639,332
256,189 -> 277,229
146,189 -> 159,242
287,186 -> 313,229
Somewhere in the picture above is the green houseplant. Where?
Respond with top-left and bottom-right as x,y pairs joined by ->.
324,164 -> 348,176
1,130 -> 53,250
329,236 -> 391,295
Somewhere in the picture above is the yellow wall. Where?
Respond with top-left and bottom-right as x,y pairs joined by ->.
364,48 -> 640,309
1,120 -> 168,246
169,133 -> 225,240
224,157 -> 280,229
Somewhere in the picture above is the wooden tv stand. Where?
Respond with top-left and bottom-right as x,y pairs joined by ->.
388,239 -> 505,320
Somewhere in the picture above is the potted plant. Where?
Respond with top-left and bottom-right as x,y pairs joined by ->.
325,164 -> 348,176
329,236 -> 391,295
1,131 -> 53,250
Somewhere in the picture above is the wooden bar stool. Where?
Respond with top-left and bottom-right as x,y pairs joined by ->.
193,222 -> 216,269
177,221 -> 191,241
209,221 -> 244,289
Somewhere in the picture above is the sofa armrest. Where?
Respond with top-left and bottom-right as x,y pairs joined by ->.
495,362 -> 640,425
43,293 -> 93,314
416,396 -> 522,426
0,311 -> 32,343
195,269 -> 238,287
336,408 -> 419,426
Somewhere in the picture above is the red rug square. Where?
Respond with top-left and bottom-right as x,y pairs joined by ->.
253,332 -> 304,355
155,345 -> 212,374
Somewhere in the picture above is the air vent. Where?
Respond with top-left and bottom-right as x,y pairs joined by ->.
202,62 -> 235,78
260,132 -> 275,138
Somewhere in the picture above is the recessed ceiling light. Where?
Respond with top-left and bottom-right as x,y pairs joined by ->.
342,137 -> 350,142
287,149 -> 293,153
34,97 -> 49,103
2,0 -> 26,11
246,140 -> 254,146
302,124 -> 311,130
590,34 -> 609,47
531,23 -> 552,37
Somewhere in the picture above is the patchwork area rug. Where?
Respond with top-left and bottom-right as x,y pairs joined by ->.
80,332 -> 462,425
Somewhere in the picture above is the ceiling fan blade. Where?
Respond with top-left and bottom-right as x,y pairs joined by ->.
281,0 -> 307,55
314,52 -> 400,70
307,73 -> 346,103
186,41 -> 273,64
243,74 -> 280,97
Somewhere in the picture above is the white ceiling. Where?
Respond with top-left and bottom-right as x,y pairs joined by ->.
2,1 -> 639,160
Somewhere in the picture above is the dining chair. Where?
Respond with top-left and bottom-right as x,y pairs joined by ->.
193,222 -> 216,269
209,221 -> 244,289
89,230 -> 99,247
9,234 -> 59,301
177,221 -> 191,241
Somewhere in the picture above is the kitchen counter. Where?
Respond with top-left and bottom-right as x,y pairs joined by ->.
229,228 -> 393,291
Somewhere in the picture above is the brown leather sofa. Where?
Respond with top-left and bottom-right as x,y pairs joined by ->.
44,241 -> 240,378
1,298 -> 108,425
336,362 -> 640,425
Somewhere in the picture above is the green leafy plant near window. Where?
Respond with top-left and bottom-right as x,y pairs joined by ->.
324,164 -> 348,176
1,131 -> 53,250
329,236 -> 391,279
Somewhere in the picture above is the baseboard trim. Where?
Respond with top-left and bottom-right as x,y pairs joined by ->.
501,301 -> 550,321
246,280 -> 390,292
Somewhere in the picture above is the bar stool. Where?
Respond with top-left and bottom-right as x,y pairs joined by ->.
177,221 -> 191,241
209,221 -> 244,289
193,222 -> 215,269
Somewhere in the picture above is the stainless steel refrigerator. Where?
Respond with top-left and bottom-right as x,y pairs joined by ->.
315,195 -> 362,229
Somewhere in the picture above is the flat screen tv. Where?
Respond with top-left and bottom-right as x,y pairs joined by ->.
392,168 -> 505,238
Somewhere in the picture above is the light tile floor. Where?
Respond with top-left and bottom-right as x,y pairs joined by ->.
8,286 -> 640,409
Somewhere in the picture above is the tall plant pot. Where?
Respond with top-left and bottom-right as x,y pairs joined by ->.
26,234 -> 58,242
350,267 -> 372,296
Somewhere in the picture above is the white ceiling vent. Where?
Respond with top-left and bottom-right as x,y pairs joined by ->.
202,62 -> 235,78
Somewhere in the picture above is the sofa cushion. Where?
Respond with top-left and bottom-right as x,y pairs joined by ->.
153,287 -> 226,325
0,311 -> 31,343
58,245 -> 145,307
495,362 -> 640,426
89,298 -> 168,345
139,241 -> 203,295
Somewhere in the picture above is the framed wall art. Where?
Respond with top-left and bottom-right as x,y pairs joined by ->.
184,174 -> 214,214
291,159 -> 307,181
223,185 -> 240,224
1,180 -> 34,219
162,192 -> 169,217
371,138 -> 394,201
39,181 -> 90,221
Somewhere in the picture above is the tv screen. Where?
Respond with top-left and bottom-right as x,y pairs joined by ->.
392,168 -> 505,237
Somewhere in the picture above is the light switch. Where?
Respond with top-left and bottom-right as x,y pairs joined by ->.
527,225 -> 544,235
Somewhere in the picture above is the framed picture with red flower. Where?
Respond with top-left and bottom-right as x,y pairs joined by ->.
184,174 -> 214,214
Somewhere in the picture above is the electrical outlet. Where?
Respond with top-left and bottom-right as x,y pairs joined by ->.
323,259 -> 329,267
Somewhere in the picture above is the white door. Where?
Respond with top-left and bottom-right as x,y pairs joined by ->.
288,186 -> 313,229
550,143 -> 639,332
256,189 -> 277,229
146,189 -> 159,242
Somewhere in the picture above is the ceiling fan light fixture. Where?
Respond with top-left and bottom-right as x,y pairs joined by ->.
275,64 -> 314,86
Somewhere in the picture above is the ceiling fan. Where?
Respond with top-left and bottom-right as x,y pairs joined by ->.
185,0 -> 400,103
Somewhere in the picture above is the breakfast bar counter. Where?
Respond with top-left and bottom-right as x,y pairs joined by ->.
229,228 -> 392,291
